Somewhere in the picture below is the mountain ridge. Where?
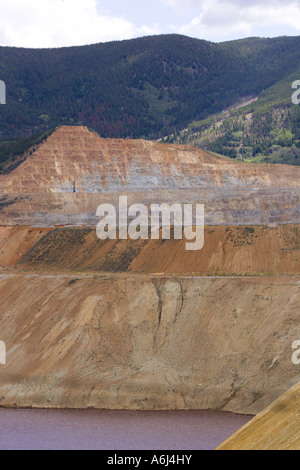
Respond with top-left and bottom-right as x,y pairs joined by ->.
1,34 -> 300,142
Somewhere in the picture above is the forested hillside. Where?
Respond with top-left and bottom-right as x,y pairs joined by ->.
167,79 -> 300,166
1,34 -> 300,168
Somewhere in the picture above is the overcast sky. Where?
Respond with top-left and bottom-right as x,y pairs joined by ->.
0,0 -> 300,48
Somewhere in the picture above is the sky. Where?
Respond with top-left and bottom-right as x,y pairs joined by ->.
0,0 -> 300,48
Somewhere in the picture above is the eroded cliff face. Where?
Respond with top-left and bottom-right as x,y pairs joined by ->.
0,126 -> 299,226
0,274 -> 299,415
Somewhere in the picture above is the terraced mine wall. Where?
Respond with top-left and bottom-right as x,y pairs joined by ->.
0,127 -> 299,415
0,126 -> 299,226
1,189 -> 299,227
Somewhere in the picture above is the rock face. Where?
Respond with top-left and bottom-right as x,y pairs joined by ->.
0,274 -> 299,415
217,382 -> 300,450
0,126 -> 299,226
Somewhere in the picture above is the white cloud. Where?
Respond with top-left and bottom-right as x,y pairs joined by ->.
1,0 -> 300,48
165,0 -> 202,9
0,0 -> 160,48
173,0 -> 300,41
167,0 -> 300,7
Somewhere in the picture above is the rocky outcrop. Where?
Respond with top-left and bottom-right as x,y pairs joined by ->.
0,274 -> 299,415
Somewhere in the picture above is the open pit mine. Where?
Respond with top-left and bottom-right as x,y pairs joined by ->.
0,126 -> 299,447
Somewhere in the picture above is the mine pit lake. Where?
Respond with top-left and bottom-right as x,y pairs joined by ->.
0,408 -> 252,450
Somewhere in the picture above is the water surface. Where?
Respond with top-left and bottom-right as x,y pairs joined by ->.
0,409 -> 252,450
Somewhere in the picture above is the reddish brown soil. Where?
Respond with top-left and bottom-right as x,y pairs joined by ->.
1,224 -> 298,275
